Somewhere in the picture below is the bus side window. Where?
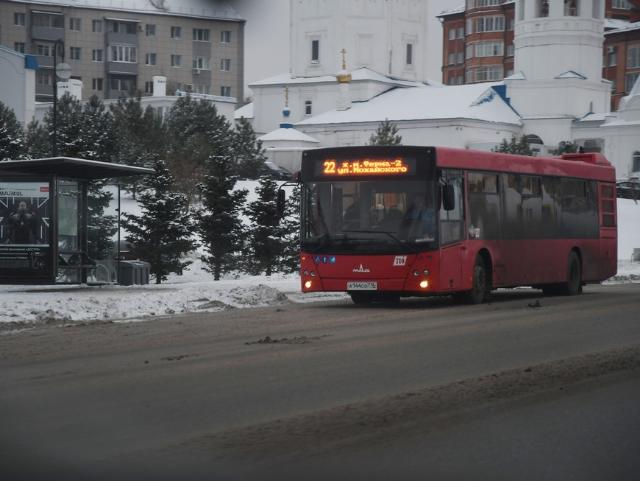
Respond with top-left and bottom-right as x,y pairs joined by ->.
439,170 -> 464,245
468,172 -> 501,240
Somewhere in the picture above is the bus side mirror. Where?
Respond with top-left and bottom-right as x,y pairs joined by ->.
276,189 -> 286,221
442,185 -> 455,211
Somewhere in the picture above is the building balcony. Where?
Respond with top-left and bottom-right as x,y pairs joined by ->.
34,55 -> 54,68
106,31 -> 138,46
107,62 -> 138,75
31,26 -> 64,42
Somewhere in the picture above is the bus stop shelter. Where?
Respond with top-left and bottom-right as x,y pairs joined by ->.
0,157 -> 152,285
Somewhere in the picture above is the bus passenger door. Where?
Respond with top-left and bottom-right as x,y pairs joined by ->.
439,172 -> 465,291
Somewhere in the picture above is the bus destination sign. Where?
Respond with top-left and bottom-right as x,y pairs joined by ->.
320,158 -> 415,177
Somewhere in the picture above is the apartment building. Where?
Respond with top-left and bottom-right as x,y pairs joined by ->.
439,0 -> 640,109
0,0 -> 245,102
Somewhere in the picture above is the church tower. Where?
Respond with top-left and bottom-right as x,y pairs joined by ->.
507,0 -> 611,146
289,0 -> 430,81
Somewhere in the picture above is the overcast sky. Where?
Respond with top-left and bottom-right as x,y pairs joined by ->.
234,0 -> 452,98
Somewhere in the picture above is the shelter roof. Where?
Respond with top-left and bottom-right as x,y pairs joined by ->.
0,157 -> 153,180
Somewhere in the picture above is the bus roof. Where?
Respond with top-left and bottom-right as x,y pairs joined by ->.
435,146 -> 615,182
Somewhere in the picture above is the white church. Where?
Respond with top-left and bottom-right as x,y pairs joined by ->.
238,0 -> 640,180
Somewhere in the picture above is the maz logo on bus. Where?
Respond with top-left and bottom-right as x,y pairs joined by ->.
322,158 -> 411,176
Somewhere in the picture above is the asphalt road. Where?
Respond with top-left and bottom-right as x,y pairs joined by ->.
1,284 -> 640,480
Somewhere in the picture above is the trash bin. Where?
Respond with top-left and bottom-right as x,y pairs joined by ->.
118,260 -> 151,285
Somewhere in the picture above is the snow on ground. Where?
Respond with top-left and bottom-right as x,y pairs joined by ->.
1,193 -> 640,329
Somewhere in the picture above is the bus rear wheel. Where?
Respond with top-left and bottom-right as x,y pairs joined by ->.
562,251 -> 583,295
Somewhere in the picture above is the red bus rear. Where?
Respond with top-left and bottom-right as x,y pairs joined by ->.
298,146 -> 617,304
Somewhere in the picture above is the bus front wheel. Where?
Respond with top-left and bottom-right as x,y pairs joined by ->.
461,257 -> 490,304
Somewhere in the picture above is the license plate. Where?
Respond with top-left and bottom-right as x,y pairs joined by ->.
347,281 -> 378,291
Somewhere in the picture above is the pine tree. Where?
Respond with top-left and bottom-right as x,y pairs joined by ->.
233,118 -> 267,179
279,185 -> 301,274
195,149 -> 248,280
368,119 -> 402,146
166,96 -> 224,200
24,120 -> 50,158
552,141 -> 579,155
43,93 -> 84,157
78,95 -> 115,162
0,101 -> 25,161
121,160 -> 198,283
245,175 -> 282,276
111,97 -> 165,199
494,136 -> 534,156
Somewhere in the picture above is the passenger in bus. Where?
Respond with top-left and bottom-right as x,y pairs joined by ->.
399,194 -> 435,241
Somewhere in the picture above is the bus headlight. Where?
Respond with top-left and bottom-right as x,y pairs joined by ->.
304,280 -> 312,289
419,280 -> 429,289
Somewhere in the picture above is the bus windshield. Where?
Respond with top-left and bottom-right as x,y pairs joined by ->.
302,179 -> 438,254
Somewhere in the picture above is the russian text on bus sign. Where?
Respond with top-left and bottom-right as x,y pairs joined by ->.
322,158 -> 410,176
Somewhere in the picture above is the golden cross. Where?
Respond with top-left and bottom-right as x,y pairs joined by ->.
340,48 -> 347,70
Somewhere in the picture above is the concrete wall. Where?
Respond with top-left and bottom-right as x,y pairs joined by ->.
0,46 -> 35,124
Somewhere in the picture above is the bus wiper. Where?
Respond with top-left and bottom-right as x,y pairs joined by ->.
341,230 -> 404,247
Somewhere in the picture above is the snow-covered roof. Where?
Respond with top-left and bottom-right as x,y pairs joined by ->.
576,113 -> 608,123
605,20 -> 640,35
437,0 -> 514,17
437,4 -> 465,17
258,128 -> 319,144
234,102 -> 254,120
296,82 -> 522,127
505,71 -> 526,81
7,0 -> 243,21
555,70 -> 587,80
250,67 -> 420,88
604,18 -> 632,30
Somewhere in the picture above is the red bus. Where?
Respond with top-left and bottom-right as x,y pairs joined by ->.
298,146 -> 617,304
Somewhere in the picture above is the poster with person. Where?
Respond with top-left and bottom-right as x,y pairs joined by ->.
0,182 -> 51,276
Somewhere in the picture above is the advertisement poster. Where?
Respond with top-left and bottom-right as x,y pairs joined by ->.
0,182 -> 51,276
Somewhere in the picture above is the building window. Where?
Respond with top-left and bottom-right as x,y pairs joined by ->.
220,58 -> 231,71
518,0 -> 525,20
448,53 -> 456,65
36,70 -> 53,86
171,26 -> 181,38
92,78 -> 103,91
612,0 -> 631,9
633,151 -> 640,173
466,43 -> 474,59
36,43 -> 52,56
406,43 -> 413,65
474,41 -> 504,57
70,47 -> 81,60
14,42 -> 25,53
627,45 -> 640,68
221,30 -> 231,43
144,81 -> 153,93
564,0 -> 578,16
145,53 -> 157,65
146,24 -> 156,36
626,72 -> 639,92
32,13 -> 64,28
92,49 -> 103,62
69,17 -> 81,31
110,77 -> 135,93
448,28 -> 456,41
537,0 -> 550,17
456,52 -> 464,64
220,86 -> 231,96
110,45 -> 137,63
466,18 -> 473,35
193,28 -> 210,41
109,21 -> 136,34
456,27 -> 464,38
507,17 -> 515,30
305,100 -> 312,115
171,54 -> 182,67
194,85 -> 210,94
475,16 -> 505,33
92,19 -> 102,32
507,44 -> 514,56
14,12 -> 26,26
607,46 -> 617,67
311,39 -> 320,63
467,65 -> 503,82
192,56 -> 210,70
